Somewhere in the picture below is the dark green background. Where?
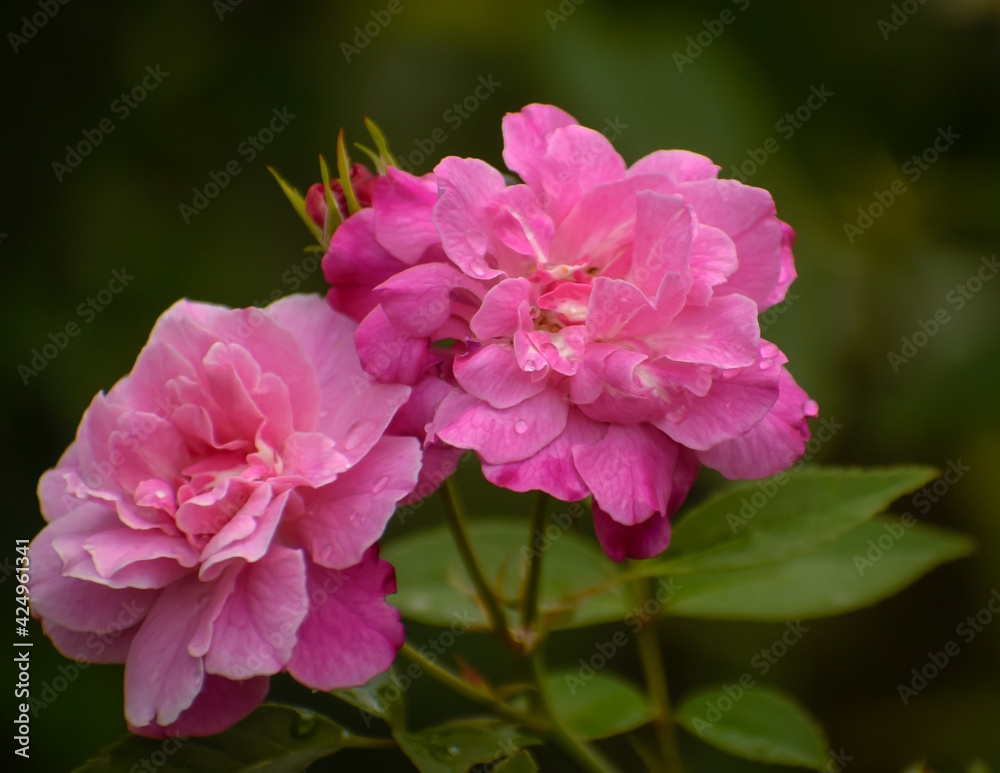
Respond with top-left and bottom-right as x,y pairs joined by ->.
3,1 -> 999,771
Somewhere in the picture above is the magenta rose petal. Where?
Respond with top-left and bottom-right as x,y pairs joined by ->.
296,434 -> 421,570
592,504 -> 672,563
128,673 -> 270,739
286,548 -> 403,691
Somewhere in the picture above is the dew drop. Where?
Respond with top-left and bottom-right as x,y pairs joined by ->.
344,420 -> 377,451
321,468 -> 333,478
371,475 -> 389,495
666,405 -> 688,422
514,420 -> 529,434
447,746 -> 460,756
321,545 -> 336,564
804,399 -> 820,417
524,359 -> 537,372
759,358 -> 775,370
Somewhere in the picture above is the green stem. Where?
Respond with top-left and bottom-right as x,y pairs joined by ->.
634,577 -> 685,772
399,644 -> 534,727
531,649 -> 624,773
520,490 -> 550,634
402,641 -> 622,773
439,479 -> 515,649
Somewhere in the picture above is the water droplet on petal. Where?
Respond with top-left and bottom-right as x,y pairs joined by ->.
666,405 -> 688,422
321,545 -> 336,563
804,399 -> 819,417
524,359 -> 537,372
372,476 -> 389,494
321,468 -> 333,478
344,420 -> 378,451
447,746 -> 460,756
514,420 -> 529,434
759,358 -> 775,370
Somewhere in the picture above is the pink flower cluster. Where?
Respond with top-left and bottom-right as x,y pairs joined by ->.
324,103 -> 816,560
31,296 -> 418,736
30,103 -> 814,740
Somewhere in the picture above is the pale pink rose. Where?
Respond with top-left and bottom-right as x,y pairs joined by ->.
30,294 -> 419,736
323,104 -> 816,560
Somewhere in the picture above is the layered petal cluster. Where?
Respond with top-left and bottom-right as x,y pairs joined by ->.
30,294 -> 419,736
323,104 -> 816,561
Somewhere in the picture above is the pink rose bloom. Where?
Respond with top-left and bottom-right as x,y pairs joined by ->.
30,294 -> 420,736
323,104 -> 816,561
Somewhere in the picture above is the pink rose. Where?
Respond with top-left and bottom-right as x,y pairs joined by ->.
323,104 -> 816,561
30,294 -> 420,736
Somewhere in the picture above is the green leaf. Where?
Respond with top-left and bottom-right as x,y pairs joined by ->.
336,129 -> 362,215
72,704 -> 380,773
267,166 -> 324,246
394,720 -> 534,773
317,153 -> 342,243
382,518 -> 631,630
545,669 -> 652,740
677,685 -> 829,768
333,666 -> 405,728
493,751 -> 539,771
647,466 -> 938,575
363,116 -> 399,171
664,516 -> 974,620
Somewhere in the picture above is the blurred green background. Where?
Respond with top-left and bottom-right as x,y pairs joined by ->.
3,0 -> 999,770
